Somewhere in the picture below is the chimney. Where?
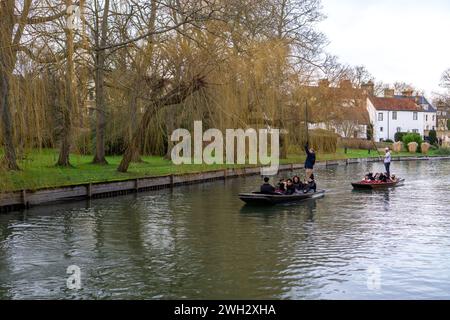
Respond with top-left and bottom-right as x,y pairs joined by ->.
384,88 -> 395,98
318,79 -> 330,88
361,81 -> 374,96
339,79 -> 352,89
402,89 -> 414,97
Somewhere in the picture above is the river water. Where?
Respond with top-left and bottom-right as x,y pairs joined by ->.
0,160 -> 449,299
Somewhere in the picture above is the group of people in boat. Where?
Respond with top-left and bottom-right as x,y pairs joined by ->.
363,172 -> 397,183
261,175 -> 317,195
260,143 -> 317,196
361,147 -> 398,183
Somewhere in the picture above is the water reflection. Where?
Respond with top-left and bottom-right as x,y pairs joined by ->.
0,160 -> 449,299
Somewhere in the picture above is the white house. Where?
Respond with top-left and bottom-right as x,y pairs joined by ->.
367,95 -> 424,141
395,93 -> 437,133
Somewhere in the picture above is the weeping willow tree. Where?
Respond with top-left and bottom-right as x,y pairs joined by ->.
1,0 -> 339,177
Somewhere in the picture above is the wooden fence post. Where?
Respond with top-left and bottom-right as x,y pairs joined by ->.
22,190 -> 29,209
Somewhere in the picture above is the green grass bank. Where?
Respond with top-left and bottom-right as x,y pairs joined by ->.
0,148 -> 442,192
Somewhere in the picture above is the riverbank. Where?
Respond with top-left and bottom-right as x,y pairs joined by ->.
0,148 -> 445,192
1,148 -> 449,212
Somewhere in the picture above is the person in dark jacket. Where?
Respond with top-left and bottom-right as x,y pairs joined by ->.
303,174 -> 317,193
292,176 -> 304,191
260,177 -> 276,194
304,143 -> 316,180
276,179 -> 286,193
285,179 -> 296,195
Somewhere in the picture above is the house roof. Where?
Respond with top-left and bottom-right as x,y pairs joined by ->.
394,95 -> 437,112
369,97 -> 422,112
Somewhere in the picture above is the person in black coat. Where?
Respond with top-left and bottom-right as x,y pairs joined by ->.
292,176 -> 304,192
303,174 -> 317,193
260,177 -> 276,194
304,143 -> 316,180
285,179 -> 296,195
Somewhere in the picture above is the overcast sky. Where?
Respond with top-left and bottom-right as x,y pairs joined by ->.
319,0 -> 450,96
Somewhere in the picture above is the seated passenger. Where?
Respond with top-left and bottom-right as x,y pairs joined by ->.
260,177 -> 276,194
276,179 -> 286,193
303,174 -> 317,193
285,179 -> 296,195
292,176 -> 304,191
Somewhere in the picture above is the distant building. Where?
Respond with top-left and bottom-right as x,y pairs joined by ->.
367,89 -> 425,141
395,90 -> 437,135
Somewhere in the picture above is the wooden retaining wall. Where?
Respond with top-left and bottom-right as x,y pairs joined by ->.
1,156 -> 449,213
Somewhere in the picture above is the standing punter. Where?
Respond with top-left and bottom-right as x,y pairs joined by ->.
384,147 -> 391,178
304,143 -> 316,180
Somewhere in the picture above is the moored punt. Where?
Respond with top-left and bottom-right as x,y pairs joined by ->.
239,190 -> 326,205
351,178 -> 405,190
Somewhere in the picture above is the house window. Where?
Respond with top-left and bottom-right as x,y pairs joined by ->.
426,115 -> 428,121
413,112 -> 418,120
396,127 -> 401,133
380,127 -> 384,132
413,129 -> 419,133
378,113 -> 384,121
392,111 -> 397,120
432,115 -> 435,121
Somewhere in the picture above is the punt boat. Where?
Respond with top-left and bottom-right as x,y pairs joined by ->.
351,178 -> 405,190
239,190 -> 325,205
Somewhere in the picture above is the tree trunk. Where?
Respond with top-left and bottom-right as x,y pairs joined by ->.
118,111 -> 151,172
0,0 -> 20,170
56,0 -> 76,167
0,71 -> 20,170
92,0 -> 110,165
92,51 -> 108,164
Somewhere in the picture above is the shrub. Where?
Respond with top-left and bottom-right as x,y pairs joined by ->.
338,138 -> 375,150
375,141 -> 391,149
402,133 -> 423,153
428,130 -> 437,145
385,139 -> 394,143
435,147 -> 450,156
309,129 -> 338,153
395,132 -> 407,142
73,130 -> 93,155
105,136 -> 126,156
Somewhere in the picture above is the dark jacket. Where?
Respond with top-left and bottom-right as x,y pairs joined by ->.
293,182 -> 304,191
304,144 -> 316,169
303,181 -> 317,193
260,183 -> 276,194
285,185 -> 296,195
